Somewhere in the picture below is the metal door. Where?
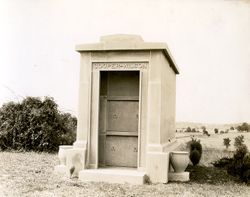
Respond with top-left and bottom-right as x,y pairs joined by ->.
98,71 -> 139,167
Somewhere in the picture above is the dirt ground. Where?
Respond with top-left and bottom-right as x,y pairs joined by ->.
0,131 -> 250,197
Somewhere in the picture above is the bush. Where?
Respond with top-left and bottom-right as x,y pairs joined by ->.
190,138 -> 202,154
190,149 -> 201,166
234,144 -> 248,160
223,138 -> 231,149
227,145 -> 248,179
213,136 -> 250,183
212,157 -> 233,168
234,135 -> 245,149
0,97 -> 77,152
189,138 -> 202,166
242,154 -> 250,183
243,153 -> 250,168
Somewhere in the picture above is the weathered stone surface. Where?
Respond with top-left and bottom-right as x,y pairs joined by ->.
79,168 -> 146,185
55,34 -> 179,184
146,152 -> 170,183
66,148 -> 86,178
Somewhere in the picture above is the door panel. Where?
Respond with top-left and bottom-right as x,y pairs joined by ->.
108,71 -> 139,97
105,136 -> 138,167
107,100 -> 138,132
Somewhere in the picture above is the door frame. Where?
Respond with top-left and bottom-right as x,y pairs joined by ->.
96,69 -> 142,169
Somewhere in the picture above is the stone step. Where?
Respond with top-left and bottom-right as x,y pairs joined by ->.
79,168 -> 146,185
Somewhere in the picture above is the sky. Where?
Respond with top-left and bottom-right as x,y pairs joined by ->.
0,0 -> 249,124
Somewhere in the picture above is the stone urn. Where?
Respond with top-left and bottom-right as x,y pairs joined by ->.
58,145 -> 73,165
170,151 -> 189,173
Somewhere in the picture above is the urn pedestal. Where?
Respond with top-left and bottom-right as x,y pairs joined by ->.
168,151 -> 190,182
54,145 -> 73,174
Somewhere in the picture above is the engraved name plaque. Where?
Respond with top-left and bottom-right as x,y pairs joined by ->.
93,62 -> 148,70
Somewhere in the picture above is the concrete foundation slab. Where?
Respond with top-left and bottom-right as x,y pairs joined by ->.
79,168 -> 146,185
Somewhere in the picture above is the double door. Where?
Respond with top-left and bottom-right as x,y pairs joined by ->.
98,71 -> 139,167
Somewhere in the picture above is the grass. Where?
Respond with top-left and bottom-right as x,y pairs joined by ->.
0,150 -> 249,197
0,132 -> 250,196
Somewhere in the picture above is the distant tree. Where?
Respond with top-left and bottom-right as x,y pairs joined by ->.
202,127 -> 210,136
203,130 -> 210,136
242,123 -> 249,132
185,127 -> 192,133
223,138 -> 231,149
237,123 -> 250,132
191,128 -> 196,133
230,126 -> 234,130
214,128 -> 219,134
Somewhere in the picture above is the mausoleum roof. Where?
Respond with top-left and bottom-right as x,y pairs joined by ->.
76,34 -> 179,74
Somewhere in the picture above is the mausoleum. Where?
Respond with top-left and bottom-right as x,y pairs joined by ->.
55,34 -> 183,184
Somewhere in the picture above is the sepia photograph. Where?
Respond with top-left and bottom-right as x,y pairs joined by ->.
0,0 -> 250,196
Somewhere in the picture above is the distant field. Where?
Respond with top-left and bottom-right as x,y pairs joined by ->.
176,131 -> 250,150
176,122 -> 241,131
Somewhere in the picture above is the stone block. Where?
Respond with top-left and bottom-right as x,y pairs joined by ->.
146,152 -> 169,183
66,148 -> 86,178
168,172 -> 190,182
79,168 -> 146,185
